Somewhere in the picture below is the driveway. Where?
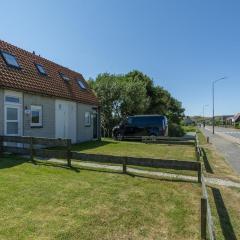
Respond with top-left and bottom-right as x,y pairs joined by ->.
201,127 -> 240,174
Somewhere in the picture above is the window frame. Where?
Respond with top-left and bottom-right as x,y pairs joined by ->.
4,95 -> 21,104
0,50 -> 21,69
84,112 -> 91,127
35,63 -> 47,76
30,105 -> 43,127
77,79 -> 87,90
59,72 -> 70,81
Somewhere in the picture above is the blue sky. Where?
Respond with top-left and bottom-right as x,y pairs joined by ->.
1,0 -> 239,116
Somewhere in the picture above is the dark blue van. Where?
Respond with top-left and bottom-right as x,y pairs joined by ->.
112,115 -> 168,140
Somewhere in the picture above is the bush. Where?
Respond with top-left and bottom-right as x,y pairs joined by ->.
182,125 -> 197,133
235,123 -> 240,129
168,123 -> 185,137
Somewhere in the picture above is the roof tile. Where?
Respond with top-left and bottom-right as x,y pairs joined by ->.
0,39 -> 99,105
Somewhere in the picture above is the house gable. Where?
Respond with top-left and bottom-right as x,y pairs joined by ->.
0,39 -> 98,105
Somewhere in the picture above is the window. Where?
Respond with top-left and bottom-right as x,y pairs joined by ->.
59,72 -> 70,81
5,96 -> 20,104
1,51 -> 20,68
30,105 -> 42,127
77,79 -> 86,89
35,63 -> 47,75
84,112 -> 91,126
6,107 -> 19,135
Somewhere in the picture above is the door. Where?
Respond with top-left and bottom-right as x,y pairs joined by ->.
93,113 -> 98,139
55,100 -> 77,143
4,105 -> 21,136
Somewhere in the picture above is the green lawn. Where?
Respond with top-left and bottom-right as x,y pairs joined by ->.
209,186 -> 240,240
0,155 -> 201,240
70,138 -> 196,161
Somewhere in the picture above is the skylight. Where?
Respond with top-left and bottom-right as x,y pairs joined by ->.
1,51 -> 20,68
35,63 -> 47,75
59,72 -> 70,81
77,79 -> 87,89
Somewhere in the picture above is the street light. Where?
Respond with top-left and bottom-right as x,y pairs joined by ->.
212,77 -> 227,134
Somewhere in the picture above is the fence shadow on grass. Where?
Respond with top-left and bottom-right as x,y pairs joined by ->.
201,148 -> 214,174
34,160 -> 81,173
34,160 -> 196,184
71,139 -> 117,152
211,187 -> 237,240
0,154 -> 29,169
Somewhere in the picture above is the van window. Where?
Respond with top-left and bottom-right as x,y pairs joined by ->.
133,116 -> 164,126
127,117 -> 133,125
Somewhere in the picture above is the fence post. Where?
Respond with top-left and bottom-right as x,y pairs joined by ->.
30,137 -> 34,162
198,164 -> 202,183
67,139 -> 72,167
0,136 -> 3,156
123,157 -> 127,173
201,197 -> 207,240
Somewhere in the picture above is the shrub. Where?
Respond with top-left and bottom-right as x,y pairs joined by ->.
168,123 -> 185,137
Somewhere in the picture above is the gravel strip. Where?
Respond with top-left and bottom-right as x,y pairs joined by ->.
45,158 -> 240,189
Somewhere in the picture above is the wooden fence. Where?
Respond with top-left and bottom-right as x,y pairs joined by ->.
0,135 -> 202,182
0,136 -> 72,167
196,130 -> 216,240
201,174 -> 216,240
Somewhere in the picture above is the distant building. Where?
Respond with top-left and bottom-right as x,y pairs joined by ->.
183,116 -> 196,125
233,113 -> 240,124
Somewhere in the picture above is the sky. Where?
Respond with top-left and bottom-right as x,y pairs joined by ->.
0,0 -> 240,116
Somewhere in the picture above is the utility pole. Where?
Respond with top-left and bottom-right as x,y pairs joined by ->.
212,77 -> 226,134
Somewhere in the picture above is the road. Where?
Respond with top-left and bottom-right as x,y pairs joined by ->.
201,126 -> 240,174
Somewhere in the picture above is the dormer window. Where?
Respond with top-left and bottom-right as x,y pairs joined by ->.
77,79 -> 87,89
59,72 -> 70,81
35,63 -> 47,75
0,50 -> 20,68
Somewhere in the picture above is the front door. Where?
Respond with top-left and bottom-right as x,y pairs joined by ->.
55,100 -> 77,143
4,105 -> 21,136
93,113 -> 98,139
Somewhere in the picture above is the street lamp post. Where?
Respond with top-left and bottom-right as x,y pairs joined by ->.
212,77 -> 227,134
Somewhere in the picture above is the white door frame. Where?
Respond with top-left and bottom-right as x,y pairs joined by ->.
4,105 -> 22,136
4,90 -> 23,137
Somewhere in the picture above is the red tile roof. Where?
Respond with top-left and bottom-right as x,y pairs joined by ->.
0,39 -> 99,105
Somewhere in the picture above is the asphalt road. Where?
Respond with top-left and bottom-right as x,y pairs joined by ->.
209,126 -> 240,139
201,127 -> 240,174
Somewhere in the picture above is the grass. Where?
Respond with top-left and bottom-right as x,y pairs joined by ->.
182,125 -> 197,133
197,128 -> 240,239
208,186 -> 240,240
0,155 -> 201,240
70,138 -> 196,161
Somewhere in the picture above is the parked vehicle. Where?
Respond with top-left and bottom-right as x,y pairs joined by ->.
112,115 -> 168,140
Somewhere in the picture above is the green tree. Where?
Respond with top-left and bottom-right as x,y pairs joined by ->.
88,70 -> 185,136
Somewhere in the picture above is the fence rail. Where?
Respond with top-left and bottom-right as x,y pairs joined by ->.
0,135 -> 71,167
138,135 -> 196,145
0,135 -> 201,182
201,174 -> 216,240
196,129 -> 216,240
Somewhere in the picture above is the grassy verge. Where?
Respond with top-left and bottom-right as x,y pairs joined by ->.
182,125 -> 197,133
208,186 -> 240,239
0,155 -> 200,240
197,129 -> 240,182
